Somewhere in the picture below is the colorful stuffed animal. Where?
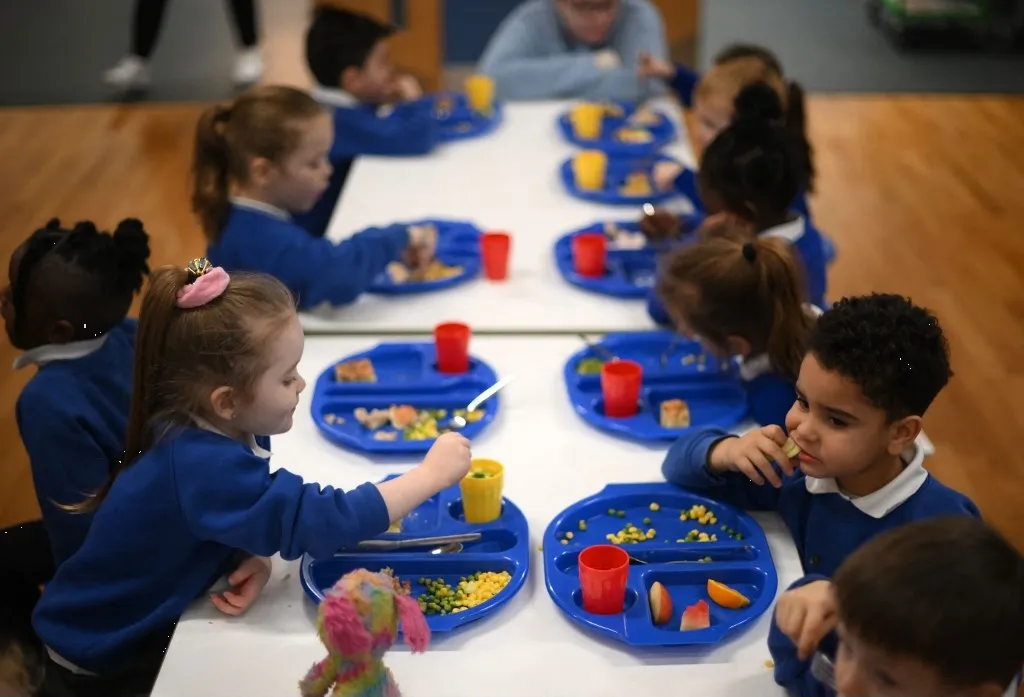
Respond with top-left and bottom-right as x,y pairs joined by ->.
300,569 -> 430,697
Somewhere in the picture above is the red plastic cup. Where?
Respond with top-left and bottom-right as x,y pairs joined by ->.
434,322 -> 471,374
481,232 -> 511,281
572,233 -> 606,278
601,360 -> 642,418
578,544 -> 630,615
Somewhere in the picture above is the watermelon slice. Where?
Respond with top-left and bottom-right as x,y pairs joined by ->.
680,599 -> 710,631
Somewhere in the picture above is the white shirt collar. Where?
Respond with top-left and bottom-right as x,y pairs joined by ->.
804,442 -> 928,518
761,216 -> 805,244
737,304 -> 823,382
191,415 -> 271,460
13,334 -> 109,371
230,196 -> 290,222
312,87 -> 360,108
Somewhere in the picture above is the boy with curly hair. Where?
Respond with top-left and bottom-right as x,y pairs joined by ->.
661,293 -> 979,577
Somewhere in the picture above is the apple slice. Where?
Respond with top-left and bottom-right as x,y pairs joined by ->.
680,599 -> 710,631
648,581 -> 673,625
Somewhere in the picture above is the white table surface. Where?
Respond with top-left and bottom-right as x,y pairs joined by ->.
300,99 -> 697,334
152,337 -> 799,697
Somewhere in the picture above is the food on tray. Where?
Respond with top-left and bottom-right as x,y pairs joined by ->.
678,529 -> 718,543
680,599 -> 710,631
660,399 -> 691,429
386,519 -> 403,533
379,567 -> 412,596
628,106 -> 661,127
648,581 -> 673,625
606,520 -> 656,544
619,172 -> 652,197
602,221 -> 646,250
334,358 -> 376,383
576,356 -> 605,375
434,95 -> 454,117
680,504 -> 717,525
707,579 -> 750,609
599,102 -> 625,118
354,405 -> 486,441
614,127 -> 654,144
783,437 -> 802,459
416,571 -> 512,616
385,258 -> 463,284
323,413 -> 345,425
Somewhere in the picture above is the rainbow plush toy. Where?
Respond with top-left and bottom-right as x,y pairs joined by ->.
300,569 -> 431,697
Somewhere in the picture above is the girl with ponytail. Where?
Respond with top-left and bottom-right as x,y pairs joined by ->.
0,218 -> 151,575
655,222 -> 819,428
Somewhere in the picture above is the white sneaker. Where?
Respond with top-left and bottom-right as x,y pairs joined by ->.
233,48 -> 263,86
104,55 -> 151,90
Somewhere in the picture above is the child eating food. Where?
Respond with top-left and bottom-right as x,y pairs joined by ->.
194,85 -> 436,310
661,294 -> 979,578
32,261 -> 471,696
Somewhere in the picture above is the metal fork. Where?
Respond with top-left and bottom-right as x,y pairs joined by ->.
810,652 -> 835,688
577,334 -> 618,362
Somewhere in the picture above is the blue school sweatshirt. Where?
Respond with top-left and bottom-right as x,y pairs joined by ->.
207,199 -> 410,310
477,0 -> 668,102
661,430 -> 980,578
32,427 -> 389,674
14,319 -> 136,568
646,215 -> 828,326
293,89 -> 439,238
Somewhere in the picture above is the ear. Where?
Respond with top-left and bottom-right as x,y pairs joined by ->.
724,335 -> 752,359
249,156 -> 275,188
394,594 -> 430,652
321,595 -> 373,656
208,386 -> 238,421
47,319 -> 76,345
340,66 -> 361,93
886,415 -> 922,456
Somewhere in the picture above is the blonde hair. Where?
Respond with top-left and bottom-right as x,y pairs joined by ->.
191,85 -> 325,241
71,266 -> 296,511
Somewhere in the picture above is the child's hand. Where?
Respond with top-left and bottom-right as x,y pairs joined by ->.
774,580 -> 837,660
394,74 -> 423,102
637,52 -> 675,80
652,161 -> 684,191
707,425 -> 795,487
639,208 -> 681,241
422,432 -> 471,488
210,555 -> 272,616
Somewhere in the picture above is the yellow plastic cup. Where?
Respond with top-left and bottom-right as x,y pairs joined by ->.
459,458 -> 504,523
571,103 -> 604,140
465,74 -> 495,114
573,150 -> 608,191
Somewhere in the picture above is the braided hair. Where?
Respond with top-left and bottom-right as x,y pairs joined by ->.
11,218 -> 151,338
697,82 -> 804,228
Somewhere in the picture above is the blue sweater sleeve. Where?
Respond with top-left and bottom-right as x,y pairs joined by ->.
330,101 -> 439,160
673,168 -> 703,212
794,227 -> 828,310
669,64 -> 700,108
478,2 -> 667,101
768,574 -> 837,697
172,444 -> 390,562
662,427 -> 783,510
16,382 -> 109,566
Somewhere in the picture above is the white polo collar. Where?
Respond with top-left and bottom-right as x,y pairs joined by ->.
313,87 -> 360,108
761,216 -> 805,244
192,415 -> 271,460
12,333 -> 109,370
805,442 -> 928,518
230,196 -> 290,222
736,304 -> 824,382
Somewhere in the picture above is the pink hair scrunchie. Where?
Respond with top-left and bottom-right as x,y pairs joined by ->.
176,262 -> 230,309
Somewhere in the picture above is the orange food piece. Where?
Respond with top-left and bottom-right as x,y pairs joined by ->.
707,579 -> 750,609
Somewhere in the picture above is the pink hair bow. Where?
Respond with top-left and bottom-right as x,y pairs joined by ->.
176,258 -> 229,308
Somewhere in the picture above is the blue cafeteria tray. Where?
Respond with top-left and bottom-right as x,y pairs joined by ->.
434,93 -> 504,143
368,219 -> 481,295
553,220 -> 660,299
556,102 -> 676,156
559,154 -> 681,206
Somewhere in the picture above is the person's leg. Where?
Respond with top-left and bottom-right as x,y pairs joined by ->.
0,520 -> 56,587
227,0 -> 263,86
105,0 -> 170,89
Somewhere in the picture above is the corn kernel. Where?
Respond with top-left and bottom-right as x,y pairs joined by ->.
645,529 -> 656,539
560,539 -> 569,545
565,531 -> 574,540
698,532 -> 710,542
764,659 -> 775,669
649,502 -> 660,511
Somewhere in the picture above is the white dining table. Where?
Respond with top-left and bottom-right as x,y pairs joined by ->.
300,99 -> 697,335
151,336 -> 800,697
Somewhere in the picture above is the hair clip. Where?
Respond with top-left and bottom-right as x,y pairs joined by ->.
185,258 -> 213,284
742,242 -> 757,263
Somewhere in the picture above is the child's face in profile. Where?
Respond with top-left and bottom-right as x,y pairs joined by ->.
346,39 -> 396,104
231,312 -> 306,437
784,352 -> 919,491
263,112 -> 334,214
692,93 -> 734,155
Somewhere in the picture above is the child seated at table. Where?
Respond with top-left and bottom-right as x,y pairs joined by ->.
32,261 -> 472,697
296,7 -> 439,238
2,219 -> 150,572
769,516 -> 1024,697
195,85 -> 436,310
655,223 -> 818,428
660,293 -> 979,578
645,82 -> 827,325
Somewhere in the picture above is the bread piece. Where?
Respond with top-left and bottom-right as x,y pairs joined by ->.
334,358 -> 376,383
660,399 -> 691,429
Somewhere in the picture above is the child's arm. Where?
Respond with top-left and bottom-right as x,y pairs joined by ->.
669,64 -> 701,109
768,575 -> 839,697
330,102 -> 438,160
662,426 -> 793,511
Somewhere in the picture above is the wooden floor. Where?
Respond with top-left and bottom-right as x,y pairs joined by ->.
0,96 -> 1022,555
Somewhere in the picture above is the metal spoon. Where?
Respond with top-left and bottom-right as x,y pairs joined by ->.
429,542 -> 464,555
577,333 -> 618,362
642,202 -> 656,218
450,375 -> 515,429
628,556 -> 707,566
